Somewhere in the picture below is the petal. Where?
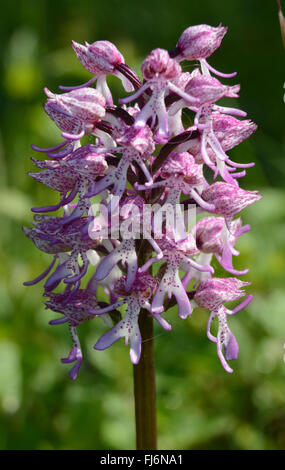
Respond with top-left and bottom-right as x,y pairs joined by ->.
94,249 -> 122,281
126,250 -> 138,291
94,326 -> 122,350
129,329 -> 142,364
217,339 -> 233,373
172,279 -> 192,319
151,283 -> 166,314
224,331 -> 239,361
44,261 -> 70,292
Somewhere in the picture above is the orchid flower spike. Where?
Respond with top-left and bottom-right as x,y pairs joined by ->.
24,25 -> 261,379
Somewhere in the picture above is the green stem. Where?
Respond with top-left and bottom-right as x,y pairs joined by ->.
133,311 -> 157,450
133,239 -> 157,450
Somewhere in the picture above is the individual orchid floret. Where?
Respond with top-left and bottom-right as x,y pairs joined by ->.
60,40 -> 140,105
215,217 -> 251,275
94,238 -> 138,292
193,278 -> 252,373
136,152 -> 213,217
211,113 -> 257,158
148,234 -> 214,319
168,72 -> 249,184
23,216 -> 102,292
185,77 -> 246,184
23,214 -> 98,254
201,182 -> 262,219
31,87 -> 106,157
207,305 -> 240,374
93,273 -> 171,364
45,289 -> 99,380
173,24 -> 236,78
186,72 -> 240,107
92,194 -> 162,291
180,113 -> 257,169
189,216 -> 250,276
194,277 -> 250,311
30,147 -> 107,216
44,87 -> 105,137
86,125 -> 155,209
119,48 -> 199,143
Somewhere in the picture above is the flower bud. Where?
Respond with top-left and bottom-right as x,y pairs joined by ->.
141,48 -> 181,80
194,277 -> 249,310
160,152 -> 203,186
45,290 -> 98,326
118,125 -> 155,156
194,216 -> 224,253
72,40 -> 124,75
212,113 -> 257,152
202,182 -> 262,217
176,24 -> 228,61
43,87 -> 106,134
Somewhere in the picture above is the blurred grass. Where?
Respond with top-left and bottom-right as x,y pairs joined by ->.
0,0 -> 285,450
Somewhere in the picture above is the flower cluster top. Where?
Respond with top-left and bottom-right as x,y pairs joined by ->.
24,24 -> 261,380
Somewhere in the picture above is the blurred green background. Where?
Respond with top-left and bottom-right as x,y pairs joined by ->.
0,0 -> 285,450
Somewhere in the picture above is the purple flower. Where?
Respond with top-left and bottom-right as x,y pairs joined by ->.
179,79 -> 249,183
176,24 -> 228,61
45,289 -> 99,380
43,87 -> 106,139
23,24 -> 261,378
192,216 -> 250,275
119,49 -> 199,143
62,40 -> 136,104
207,305 -> 240,373
201,182 -> 262,218
93,273 -> 171,364
194,277 -> 250,311
135,152 -> 213,222
194,279 -> 253,373
29,147 -> 107,215
86,125 -> 155,209
186,72 -> 240,106
150,235 -> 213,319
174,24 -> 236,78
211,113 -> 257,155
23,216 -> 102,292
179,113 -> 257,168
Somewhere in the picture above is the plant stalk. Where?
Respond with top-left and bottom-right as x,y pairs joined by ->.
133,311 -> 157,449
133,239 -> 157,450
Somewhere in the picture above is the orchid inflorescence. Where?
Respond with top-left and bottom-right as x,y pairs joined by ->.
24,24 -> 261,380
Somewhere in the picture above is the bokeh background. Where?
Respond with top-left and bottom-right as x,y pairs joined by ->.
0,0 -> 285,450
